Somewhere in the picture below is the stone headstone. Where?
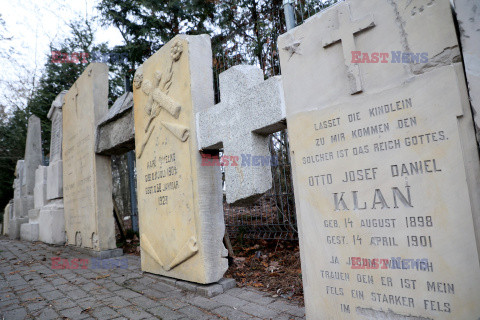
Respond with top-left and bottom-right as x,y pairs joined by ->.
10,161 -> 27,239
454,0 -> 480,145
278,0 -> 480,318
20,165 -> 47,241
23,115 -> 42,197
20,115 -> 43,241
196,65 -> 286,205
62,63 -> 117,253
46,90 -> 67,200
39,91 -> 67,245
133,35 -> 228,284
3,201 -> 12,236
96,92 -> 135,155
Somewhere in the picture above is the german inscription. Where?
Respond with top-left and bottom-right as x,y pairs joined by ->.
288,68 -> 480,319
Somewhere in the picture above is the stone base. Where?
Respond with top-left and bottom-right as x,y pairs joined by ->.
20,223 -> 39,242
69,246 -> 123,259
39,205 -> 65,245
8,218 -> 28,240
151,276 -> 236,297
28,208 -> 40,223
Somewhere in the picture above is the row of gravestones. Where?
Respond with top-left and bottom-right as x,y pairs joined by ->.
3,1 -> 480,318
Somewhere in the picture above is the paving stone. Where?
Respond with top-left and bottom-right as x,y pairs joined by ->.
185,295 -> 222,310
39,289 -> 64,300
196,283 -> 224,297
1,307 -> 28,320
212,306 -> 258,320
115,288 -> 143,299
116,306 -> 153,320
50,277 -> 68,286
51,297 -> 77,310
20,291 -> 43,302
236,289 -> 274,305
25,300 -> 48,312
91,306 -> 120,319
157,297 -> 189,310
75,296 -> 104,309
218,278 -> 237,291
178,305 -> 219,320
239,302 -> 279,318
129,295 -> 159,309
34,306 -> 59,320
141,288 -> 167,300
0,297 -> 21,310
148,281 -> 177,292
148,305 -> 185,320
65,288 -> 88,299
59,306 -> 90,319
34,283 -> 56,293
103,281 -> 124,291
80,281 -> 102,291
268,300 -> 305,317
101,295 -> 132,308
212,293 -> 249,308
0,238 -> 305,320
57,283 -> 78,292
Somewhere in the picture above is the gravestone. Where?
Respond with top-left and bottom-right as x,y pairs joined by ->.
96,92 -> 135,155
454,0 -> 480,145
20,115 -> 43,241
39,91 -> 67,245
20,166 -> 46,241
3,201 -> 12,236
9,161 -> 27,239
23,115 -> 42,202
278,0 -> 480,319
63,64 -> 119,256
196,65 -> 286,205
133,35 -> 228,284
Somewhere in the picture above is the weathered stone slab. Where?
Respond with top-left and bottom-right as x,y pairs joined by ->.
46,91 -> 67,200
278,0 -> 480,319
9,217 -> 28,240
96,92 -> 135,155
38,200 -> 65,245
3,202 -> 11,235
10,161 -> 26,239
39,91 -> 68,245
196,65 -> 286,205
454,0 -> 480,146
20,223 -> 38,242
133,35 -> 228,284
63,63 -> 116,251
33,166 -> 47,209
24,115 -> 42,197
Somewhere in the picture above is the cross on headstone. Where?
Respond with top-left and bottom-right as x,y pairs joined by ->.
323,3 -> 375,94
196,65 -> 286,205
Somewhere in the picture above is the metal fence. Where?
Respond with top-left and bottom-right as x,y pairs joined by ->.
223,130 -> 297,240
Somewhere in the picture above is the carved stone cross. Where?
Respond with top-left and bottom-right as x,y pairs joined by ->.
196,65 -> 286,205
323,3 -> 375,94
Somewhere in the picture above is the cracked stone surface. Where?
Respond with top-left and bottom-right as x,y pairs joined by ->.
0,237 -> 305,319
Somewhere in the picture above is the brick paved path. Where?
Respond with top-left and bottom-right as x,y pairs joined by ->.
0,238 -> 305,320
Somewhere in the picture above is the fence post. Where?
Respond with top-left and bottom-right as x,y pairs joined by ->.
283,0 -> 296,31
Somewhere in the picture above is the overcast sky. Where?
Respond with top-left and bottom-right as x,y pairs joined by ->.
0,0 -> 124,109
